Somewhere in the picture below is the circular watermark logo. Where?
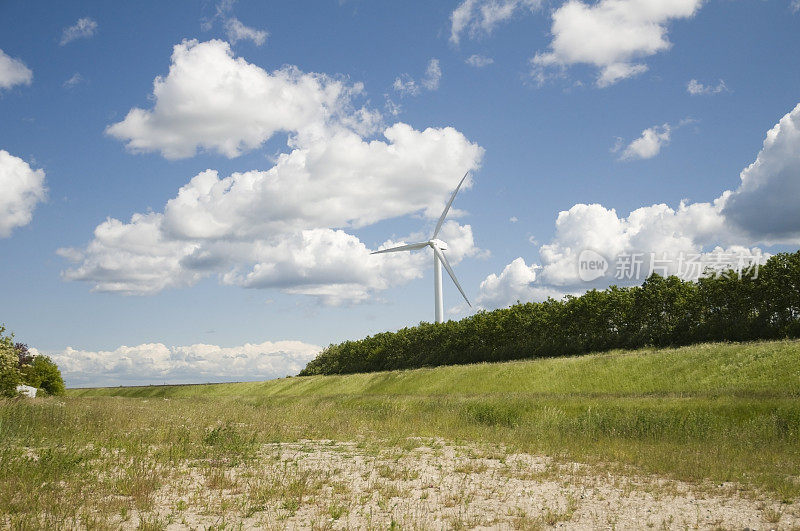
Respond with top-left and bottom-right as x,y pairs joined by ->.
578,249 -> 609,282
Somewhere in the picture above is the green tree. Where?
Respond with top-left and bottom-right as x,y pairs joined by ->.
0,325 -> 22,397
23,355 -> 66,396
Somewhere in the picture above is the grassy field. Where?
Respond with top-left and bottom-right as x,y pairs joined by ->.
3,340 -> 800,528
69,339 -> 800,399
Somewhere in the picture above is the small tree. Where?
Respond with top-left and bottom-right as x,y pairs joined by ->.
25,355 -> 65,396
0,325 -> 21,397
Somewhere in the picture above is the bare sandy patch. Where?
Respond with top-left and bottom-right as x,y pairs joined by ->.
105,439 -> 797,529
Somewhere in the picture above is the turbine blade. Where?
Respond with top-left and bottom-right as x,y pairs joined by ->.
370,241 -> 429,255
433,247 -> 471,307
432,171 -> 469,239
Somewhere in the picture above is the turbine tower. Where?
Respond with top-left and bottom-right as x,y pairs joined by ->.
371,172 -> 472,323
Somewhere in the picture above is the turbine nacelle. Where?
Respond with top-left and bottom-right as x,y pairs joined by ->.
429,239 -> 447,251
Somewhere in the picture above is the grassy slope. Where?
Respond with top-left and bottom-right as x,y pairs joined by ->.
69,340 -> 800,399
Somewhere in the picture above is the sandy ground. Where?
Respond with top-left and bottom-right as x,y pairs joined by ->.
119,439 -> 797,530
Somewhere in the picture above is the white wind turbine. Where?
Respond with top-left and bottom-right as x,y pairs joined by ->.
371,172 -> 472,323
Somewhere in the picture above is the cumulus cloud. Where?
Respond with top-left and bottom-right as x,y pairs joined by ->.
532,0 -> 703,87
686,78 -> 728,95
615,123 -> 671,160
61,123 -> 483,301
393,58 -> 441,96
723,102 -> 800,241
450,0 -> 540,44
0,150 -> 47,238
64,41 -> 484,304
476,258 -> 562,308
225,17 -> 268,45
229,220 -> 484,305
41,339 -> 321,387
227,229 -> 429,305
0,49 -> 32,90
60,17 -> 97,46
477,201 -> 757,308
106,39 -> 376,159
479,103 -> 800,308
533,200 -> 738,288
465,54 -> 494,68
57,212 -> 204,295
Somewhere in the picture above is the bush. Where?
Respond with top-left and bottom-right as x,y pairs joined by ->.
300,251 -> 800,376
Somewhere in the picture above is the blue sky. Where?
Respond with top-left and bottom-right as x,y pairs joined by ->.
1,0 -> 799,386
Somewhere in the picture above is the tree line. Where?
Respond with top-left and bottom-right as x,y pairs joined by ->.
299,251 -> 800,376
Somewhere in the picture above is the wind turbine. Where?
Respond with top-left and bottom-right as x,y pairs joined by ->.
371,172 -> 472,323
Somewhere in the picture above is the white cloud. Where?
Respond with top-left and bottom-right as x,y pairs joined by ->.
478,103 -> 800,308
422,59 -> 441,90
157,125 -> 481,235
225,17 -> 268,45
63,41 -> 484,304
63,72 -> 83,89
41,339 -> 321,387
393,74 -> 419,96
61,123 -> 483,301
616,123 -> 671,160
60,17 -> 98,46
686,79 -> 728,95
534,200 -> 737,288
723,102 -> 800,241
0,150 -> 47,238
203,0 -> 267,46
384,96 -> 402,116
207,0 -> 237,26
450,0 -> 541,44
476,258 -> 562,308
57,212 -> 203,295
465,54 -> 494,68
226,229 -> 430,305
393,58 -> 441,97
532,0 -> 703,87
106,39 -> 375,159
0,49 -> 32,90
476,200 -> 754,307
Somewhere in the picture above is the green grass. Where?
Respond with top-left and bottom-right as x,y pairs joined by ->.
69,339 -> 800,399
3,339 -> 800,527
